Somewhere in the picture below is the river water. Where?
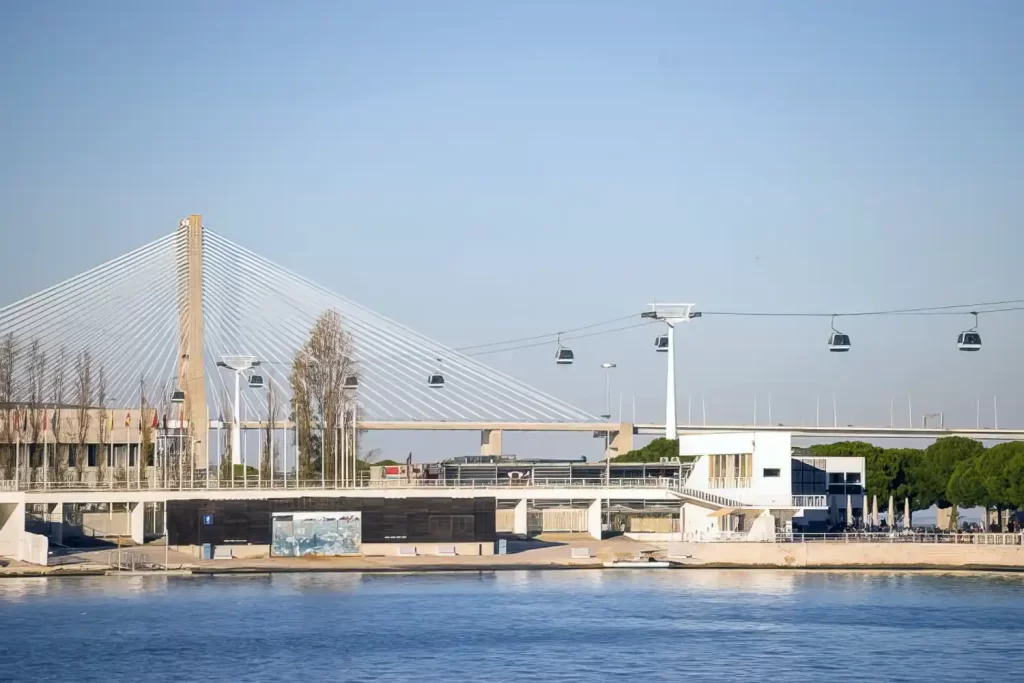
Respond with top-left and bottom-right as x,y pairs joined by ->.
1,570 -> 1022,682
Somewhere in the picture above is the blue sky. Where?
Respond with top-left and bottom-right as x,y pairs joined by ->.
2,1 -> 1022,460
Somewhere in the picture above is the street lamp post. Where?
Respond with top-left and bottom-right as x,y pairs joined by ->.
216,356 -> 260,480
600,363 -> 617,455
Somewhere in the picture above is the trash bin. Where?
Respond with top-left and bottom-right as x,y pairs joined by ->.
201,543 -> 212,560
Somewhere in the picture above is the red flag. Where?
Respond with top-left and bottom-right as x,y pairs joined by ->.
152,413 -> 158,429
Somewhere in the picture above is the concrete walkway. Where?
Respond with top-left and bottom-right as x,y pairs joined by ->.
1,535 -> 667,576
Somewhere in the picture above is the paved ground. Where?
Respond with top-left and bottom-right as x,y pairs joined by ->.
1,534 -> 668,575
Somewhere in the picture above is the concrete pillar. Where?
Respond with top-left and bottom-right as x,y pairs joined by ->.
605,423 -> 634,459
480,429 -> 502,456
512,499 -> 527,536
0,498 -> 26,559
587,498 -> 602,540
48,502 -> 64,546
129,502 -> 145,545
177,214 -> 209,468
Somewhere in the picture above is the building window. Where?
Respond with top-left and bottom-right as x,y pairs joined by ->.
791,458 -> 826,495
88,444 -> 97,467
709,453 -> 752,488
828,473 -> 845,484
763,468 -> 780,478
845,472 -> 861,484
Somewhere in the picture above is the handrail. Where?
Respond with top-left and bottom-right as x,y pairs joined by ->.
2,476 -> 686,493
776,531 -> 1024,545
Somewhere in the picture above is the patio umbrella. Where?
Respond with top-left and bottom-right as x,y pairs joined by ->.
846,494 -> 853,529
888,495 -> 895,529
905,497 -> 911,530
872,494 -> 879,528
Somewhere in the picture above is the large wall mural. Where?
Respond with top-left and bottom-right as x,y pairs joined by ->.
271,511 -> 362,557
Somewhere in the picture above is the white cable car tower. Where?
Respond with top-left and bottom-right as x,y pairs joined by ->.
642,303 -> 700,440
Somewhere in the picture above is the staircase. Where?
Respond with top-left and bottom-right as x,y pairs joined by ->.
669,485 -> 745,510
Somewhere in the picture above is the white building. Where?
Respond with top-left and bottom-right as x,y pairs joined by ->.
677,432 -> 866,540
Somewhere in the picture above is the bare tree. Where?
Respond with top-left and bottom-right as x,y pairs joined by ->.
261,382 -> 279,481
24,341 -> 45,482
49,347 -> 68,482
74,350 -> 93,481
219,392 -> 234,482
96,366 -> 108,484
140,376 -> 155,487
289,310 -> 357,484
0,332 -> 15,478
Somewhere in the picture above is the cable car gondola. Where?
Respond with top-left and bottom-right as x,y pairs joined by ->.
957,312 -> 982,352
247,374 -> 265,389
655,334 -> 669,352
828,315 -> 850,352
427,358 -> 445,388
170,389 -> 186,403
555,334 -> 574,365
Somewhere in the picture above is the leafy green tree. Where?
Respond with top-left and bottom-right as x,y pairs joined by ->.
809,441 -> 882,460
947,458 -> 987,509
1000,444 -> 1024,511
615,438 -> 679,463
923,436 -> 984,509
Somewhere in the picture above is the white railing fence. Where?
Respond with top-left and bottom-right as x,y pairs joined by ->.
1,476 -> 686,493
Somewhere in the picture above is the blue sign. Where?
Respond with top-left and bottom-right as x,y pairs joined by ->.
202,514 -> 214,526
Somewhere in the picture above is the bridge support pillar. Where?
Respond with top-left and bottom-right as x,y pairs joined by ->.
480,429 -> 503,456
513,499 -> 527,536
48,503 -> 64,546
587,498 -> 602,540
129,502 -> 145,545
177,214 -> 209,470
605,423 -> 634,459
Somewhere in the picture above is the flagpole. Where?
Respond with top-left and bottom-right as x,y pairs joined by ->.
206,405 -> 211,490
43,410 -> 48,491
108,411 -> 113,491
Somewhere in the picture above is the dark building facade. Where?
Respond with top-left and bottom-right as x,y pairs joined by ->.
167,496 -> 496,546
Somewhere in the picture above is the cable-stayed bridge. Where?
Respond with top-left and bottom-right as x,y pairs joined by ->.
1,214 -> 1019,477
0,216 -> 609,466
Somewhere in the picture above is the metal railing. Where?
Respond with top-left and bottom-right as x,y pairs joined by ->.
0,476 -> 685,493
777,531 -> 1024,545
708,477 -> 752,490
792,495 -> 827,508
106,550 -> 148,571
675,487 -> 744,508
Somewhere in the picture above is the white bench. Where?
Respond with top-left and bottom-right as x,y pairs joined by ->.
437,545 -> 456,557
570,547 -> 593,560
398,546 -> 417,557
212,546 -> 233,560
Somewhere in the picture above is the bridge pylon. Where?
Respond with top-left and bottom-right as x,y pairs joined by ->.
177,215 -> 209,468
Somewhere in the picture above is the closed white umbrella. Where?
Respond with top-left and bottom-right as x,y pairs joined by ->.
846,494 -> 853,529
904,497 -> 911,530
888,495 -> 895,529
872,494 -> 879,528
